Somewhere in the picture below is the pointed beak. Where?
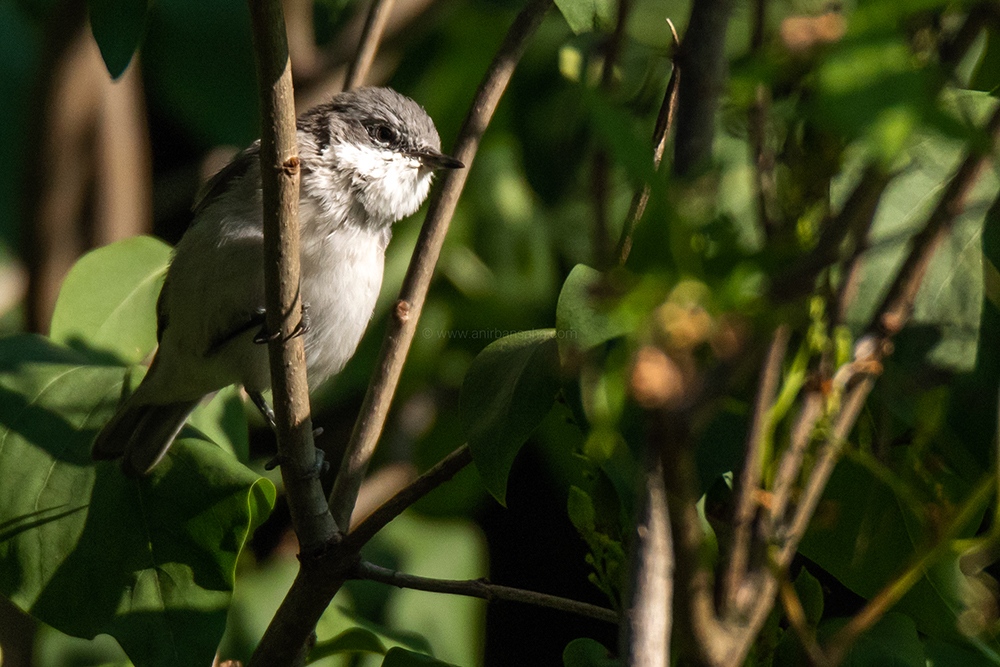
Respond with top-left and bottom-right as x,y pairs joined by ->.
414,148 -> 464,170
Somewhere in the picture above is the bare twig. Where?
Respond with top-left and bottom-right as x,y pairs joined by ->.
673,0 -> 734,177
614,19 -> 680,265
327,0 -> 554,529
592,0 -> 633,267
768,389 -> 823,531
724,325 -> 789,612
345,444 -> 472,547
344,0 -> 397,90
778,578 -> 827,667
355,561 -> 620,624
778,376 -> 873,565
248,0 -> 338,552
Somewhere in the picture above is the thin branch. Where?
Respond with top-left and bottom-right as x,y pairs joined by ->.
592,0 -> 633,268
768,389 -> 823,531
355,561 -> 620,624
872,104 -> 1000,339
345,444 -> 472,547
248,0 -> 338,551
777,577 -> 828,667
614,19 -> 680,265
673,0 -> 734,177
343,0 -> 396,90
724,325 -> 789,612
778,376 -> 874,565
327,0 -> 554,529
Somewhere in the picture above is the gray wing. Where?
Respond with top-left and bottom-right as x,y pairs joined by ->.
193,142 -> 261,215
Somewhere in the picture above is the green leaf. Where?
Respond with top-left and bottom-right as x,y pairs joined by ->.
820,613 -> 924,667
381,647 -> 458,667
0,335 -> 275,667
794,567 -> 824,628
567,485 -> 597,535
553,0 -> 615,34
562,638 -> 619,667
50,236 -> 170,365
841,91 -> 1000,371
797,457 -> 993,649
555,265 -> 632,366
460,329 -> 561,504
307,627 -> 387,662
88,0 -> 149,78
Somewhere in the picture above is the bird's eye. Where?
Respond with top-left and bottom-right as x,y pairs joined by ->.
367,124 -> 398,147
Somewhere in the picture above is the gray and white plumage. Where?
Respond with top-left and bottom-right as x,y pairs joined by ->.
93,87 -> 463,476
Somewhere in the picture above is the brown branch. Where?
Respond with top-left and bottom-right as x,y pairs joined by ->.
355,561 -> 620,624
327,0 -> 554,529
768,389 -> 823,531
248,0 -> 338,551
614,19 -> 680,265
344,0 -> 397,90
673,0 -> 734,177
345,444 -> 472,548
778,578 -> 827,667
724,325 -> 789,612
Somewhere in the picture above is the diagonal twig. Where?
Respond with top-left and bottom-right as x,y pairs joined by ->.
344,0 -> 396,90
328,0 -> 554,532
614,18 -> 680,265
355,561 -> 620,624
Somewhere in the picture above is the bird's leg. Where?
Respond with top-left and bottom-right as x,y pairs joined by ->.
253,303 -> 310,344
249,389 -> 327,477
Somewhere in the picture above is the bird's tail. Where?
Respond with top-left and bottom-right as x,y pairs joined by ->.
93,392 -> 200,477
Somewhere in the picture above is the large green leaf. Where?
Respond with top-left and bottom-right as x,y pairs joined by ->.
460,329 -> 560,504
553,0 -> 615,34
797,457 -> 996,653
50,236 -> 170,365
562,638 -> 619,667
88,0 -> 149,78
381,647 -> 459,666
555,265 -> 633,366
0,334 -> 274,667
841,92 -> 1000,370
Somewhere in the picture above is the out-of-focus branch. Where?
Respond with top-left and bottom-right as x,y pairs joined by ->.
248,0 -> 338,552
327,0 -> 554,530
355,561 -> 620,624
345,444 -> 472,546
614,19 -> 680,266
621,456 -> 673,667
724,325 -> 788,612
344,0 -> 397,90
672,0 -> 734,177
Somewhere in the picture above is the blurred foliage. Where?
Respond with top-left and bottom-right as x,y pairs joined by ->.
4,0 -> 1000,665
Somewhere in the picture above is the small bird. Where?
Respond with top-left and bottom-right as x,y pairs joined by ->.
93,87 -> 464,476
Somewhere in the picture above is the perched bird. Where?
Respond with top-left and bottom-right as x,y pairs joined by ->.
93,87 -> 463,476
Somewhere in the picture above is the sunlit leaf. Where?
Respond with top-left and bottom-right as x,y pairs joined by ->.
553,0 -> 615,34
0,335 -> 275,667
50,236 -> 170,365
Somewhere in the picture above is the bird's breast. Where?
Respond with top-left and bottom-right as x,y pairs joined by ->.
299,224 -> 386,388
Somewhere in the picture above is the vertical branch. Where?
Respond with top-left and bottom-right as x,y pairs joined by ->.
344,0 -> 396,90
621,456 -> 673,667
248,0 -> 338,550
673,0 -> 734,177
328,0 -> 554,530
